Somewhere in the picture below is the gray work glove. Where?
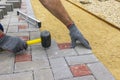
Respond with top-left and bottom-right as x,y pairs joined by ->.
69,24 -> 91,49
0,34 -> 28,53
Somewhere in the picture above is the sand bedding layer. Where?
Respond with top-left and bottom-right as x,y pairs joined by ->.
31,0 -> 120,80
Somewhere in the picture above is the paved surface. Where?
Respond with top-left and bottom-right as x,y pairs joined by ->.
0,0 -> 115,80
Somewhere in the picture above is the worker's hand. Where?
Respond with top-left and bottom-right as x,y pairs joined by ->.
69,24 -> 91,49
0,34 -> 28,53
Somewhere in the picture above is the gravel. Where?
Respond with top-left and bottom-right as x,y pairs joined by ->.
78,0 -> 120,28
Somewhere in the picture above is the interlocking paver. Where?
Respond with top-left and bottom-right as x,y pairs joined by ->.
0,74 -> 12,80
18,17 -> 25,21
18,36 -> 29,41
0,71 -> 33,80
18,25 -> 28,29
0,52 -> 14,74
7,32 -> 29,37
31,45 -> 48,61
46,40 -> 60,56
21,6 -> 27,9
25,0 -> 35,17
15,61 -> 50,72
87,62 -> 115,80
75,45 -> 92,55
15,53 -> 32,62
58,43 -> 71,50
65,54 -> 99,65
50,58 -> 73,80
9,22 -> 27,26
70,64 -> 91,77
34,69 -> 54,80
10,17 -> 19,23
12,71 -> 33,80
48,49 -> 77,59
19,27 -> 39,32
7,25 -> 18,32
29,31 -> 41,39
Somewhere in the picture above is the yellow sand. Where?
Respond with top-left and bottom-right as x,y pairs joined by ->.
31,0 -> 120,80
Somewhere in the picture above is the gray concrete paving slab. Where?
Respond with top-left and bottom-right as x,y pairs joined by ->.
31,45 -> 47,61
48,48 -> 78,59
34,69 -> 54,80
0,51 -> 14,74
10,17 -> 18,23
12,71 -> 33,80
87,62 -> 115,80
0,74 -> 12,80
50,58 -> 73,80
29,31 -> 41,39
7,32 -> 29,36
19,27 -> 39,32
15,60 -> 50,72
7,25 -> 18,32
0,71 -> 33,80
65,54 -> 99,65
75,44 -> 92,55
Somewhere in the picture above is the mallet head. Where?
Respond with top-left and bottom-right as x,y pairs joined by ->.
41,30 -> 51,48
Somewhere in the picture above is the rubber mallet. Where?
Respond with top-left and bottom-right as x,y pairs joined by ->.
26,30 -> 51,48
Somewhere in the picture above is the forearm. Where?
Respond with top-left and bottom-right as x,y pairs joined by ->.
39,0 -> 73,26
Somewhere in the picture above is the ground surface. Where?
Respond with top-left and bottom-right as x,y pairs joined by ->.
31,0 -> 120,80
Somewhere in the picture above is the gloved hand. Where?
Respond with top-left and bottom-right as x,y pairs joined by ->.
0,24 -> 4,32
68,24 -> 91,49
0,34 -> 28,53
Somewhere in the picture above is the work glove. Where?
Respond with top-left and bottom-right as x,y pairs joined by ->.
0,34 -> 28,53
0,24 -> 4,32
68,24 -> 91,49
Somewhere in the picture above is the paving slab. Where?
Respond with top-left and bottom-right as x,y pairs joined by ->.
15,60 -> 50,72
29,31 -> 41,39
13,71 -> 33,80
34,69 -> 54,80
0,74 -> 12,80
87,62 -> 115,80
7,31 -> 29,36
7,25 -> 18,32
0,9 -> 4,19
46,40 -> 60,56
0,71 -> 33,80
10,17 -> 18,23
75,44 -> 92,55
47,48 -> 78,59
49,57 -> 73,80
31,45 -> 48,61
0,51 -> 14,74
65,54 -> 99,65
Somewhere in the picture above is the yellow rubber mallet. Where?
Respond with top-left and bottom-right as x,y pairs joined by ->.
26,30 -> 51,48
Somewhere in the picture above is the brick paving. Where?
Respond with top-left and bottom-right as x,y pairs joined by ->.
0,0 -> 115,80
